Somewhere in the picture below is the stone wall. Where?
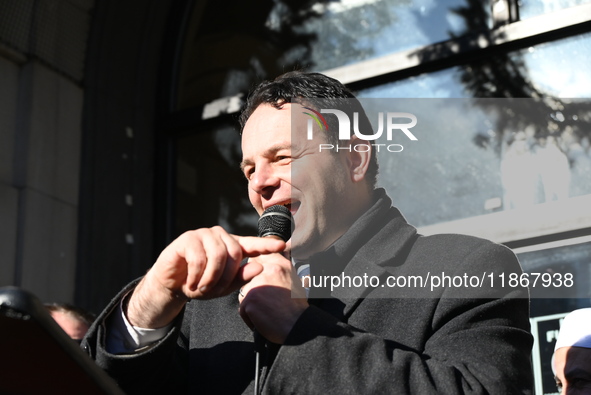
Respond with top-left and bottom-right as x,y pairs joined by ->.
0,0 -> 94,304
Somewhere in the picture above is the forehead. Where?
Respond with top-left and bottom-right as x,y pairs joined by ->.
564,347 -> 591,365
241,103 -> 312,154
242,103 -> 291,139
556,346 -> 591,377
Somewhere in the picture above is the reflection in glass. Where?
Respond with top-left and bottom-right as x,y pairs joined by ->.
357,33 -> 591,227
516,33 -> 591,98
519,0 -> 591,19
293,0 -> 487,71
517,241 -> 591,301
346,98 -> 591,228
174,0 -> 491,109
358,67 -> 467,98
501,133 -> 571,209
175,1 -> 323,110
175,125 -> 257,237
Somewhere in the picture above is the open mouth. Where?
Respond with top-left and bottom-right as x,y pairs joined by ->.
282,201 -> 300,216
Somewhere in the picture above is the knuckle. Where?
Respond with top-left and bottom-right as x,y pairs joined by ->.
266,264 -> 284,276
209,249 -> 227,264
227,243 -> 242,261
211,225 -> 225,234
186,251 -> 206,267
174,230 -> 192,244
192,228 -> 209,238
180,229 -> 206,245
193,260 -> 207,274
242,301 -> 256,316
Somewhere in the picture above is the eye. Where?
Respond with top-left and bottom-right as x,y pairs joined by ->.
243,166 -> 255,180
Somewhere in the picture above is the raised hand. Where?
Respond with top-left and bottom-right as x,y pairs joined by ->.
126,226 -> 285,329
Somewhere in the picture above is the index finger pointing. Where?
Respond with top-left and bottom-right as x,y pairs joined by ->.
234,236 -> 286,257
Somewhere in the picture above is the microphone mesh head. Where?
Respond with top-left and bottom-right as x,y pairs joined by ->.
258,205 -> 292,241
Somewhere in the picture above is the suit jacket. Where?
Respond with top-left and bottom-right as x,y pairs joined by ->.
83,189 -> 533,394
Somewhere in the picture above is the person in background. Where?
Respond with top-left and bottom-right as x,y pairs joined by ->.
46,302 -> 95,343
553,308 -> 591,394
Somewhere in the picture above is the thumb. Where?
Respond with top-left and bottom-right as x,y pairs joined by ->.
225,260 -> 263,293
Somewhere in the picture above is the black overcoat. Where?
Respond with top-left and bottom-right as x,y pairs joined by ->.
84,190 -> 533,394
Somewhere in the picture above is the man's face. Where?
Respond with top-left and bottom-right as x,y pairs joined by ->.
554,346 -> 591,394
241,103 -> 358,258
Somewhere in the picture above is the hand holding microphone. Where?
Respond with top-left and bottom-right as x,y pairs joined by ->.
238,205 -> 308,344
125,219 -> 286,330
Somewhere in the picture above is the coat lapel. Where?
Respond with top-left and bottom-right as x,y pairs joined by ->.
307,189 -> 419,319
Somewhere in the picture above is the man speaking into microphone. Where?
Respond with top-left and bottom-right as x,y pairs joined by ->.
83,71 -> 533,394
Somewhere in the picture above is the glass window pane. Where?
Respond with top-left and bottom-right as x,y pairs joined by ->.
355,33 -> 591,228
358,67 -> 467,98
174,0 -> 493,110
294,0 -> 491,71
350,97 -> 591,228
519,0 -> 591,19
359,32 -> 591,100
515,32 -> 591,98
517,241 -> 591,303
174,124 -> 257,237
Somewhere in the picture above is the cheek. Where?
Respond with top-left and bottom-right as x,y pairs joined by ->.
291,161 -> 308,187
279,166 -> 291,184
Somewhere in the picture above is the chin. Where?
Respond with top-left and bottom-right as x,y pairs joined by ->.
288,237 -> 306,259
290,236 -> 320,260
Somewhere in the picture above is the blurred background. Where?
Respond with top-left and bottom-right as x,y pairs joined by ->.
1,1 -> 590,392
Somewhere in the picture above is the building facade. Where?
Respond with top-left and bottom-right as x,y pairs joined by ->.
1,1 -> 590,392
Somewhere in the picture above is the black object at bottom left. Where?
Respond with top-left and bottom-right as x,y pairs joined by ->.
0,286 -> 125,395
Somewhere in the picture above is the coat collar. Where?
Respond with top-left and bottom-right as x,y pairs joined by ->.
307,188 -> 418,317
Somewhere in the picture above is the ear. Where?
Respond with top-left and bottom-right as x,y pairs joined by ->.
347,136 -> 371,183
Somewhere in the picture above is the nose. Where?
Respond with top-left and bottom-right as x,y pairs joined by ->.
250,162 -> 280,195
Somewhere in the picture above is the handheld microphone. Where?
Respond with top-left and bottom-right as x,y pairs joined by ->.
240,205 -> 291,269
253,205 -> 292,394
257,205 -> 292,242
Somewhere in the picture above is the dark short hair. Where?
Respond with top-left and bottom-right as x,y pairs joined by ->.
239,71 -> 379,189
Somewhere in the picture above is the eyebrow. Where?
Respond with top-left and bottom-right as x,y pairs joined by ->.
240,143 -> 292,172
